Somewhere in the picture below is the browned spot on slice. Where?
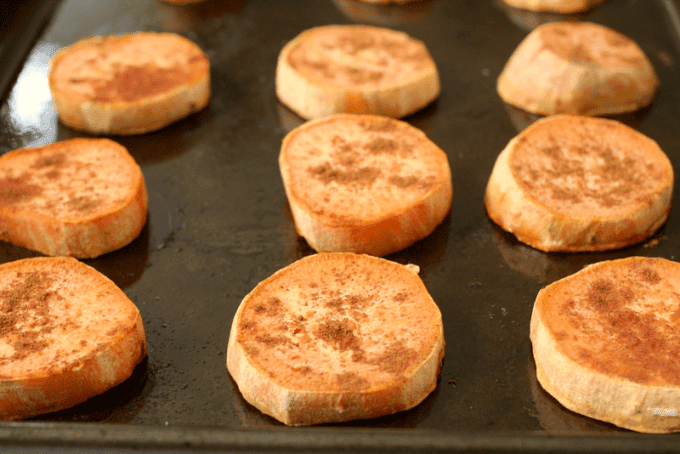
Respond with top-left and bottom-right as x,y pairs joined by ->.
66,195 -> 99,213
337,32 -> 376,55
365,137 -> 398,155
244,345 -> 259,356
0,176 -> 42,207
251,296 -> 284,318
255,333 -> 290,347
545,258 -> 680,386
0,271 -> 57,364
325,294 -> 366,310
640,267 -> 662,285
308,162 -> 381,186
359,118 -> 397,132
393,292 -> 409,303
374,340 -> 418,376
586,278 -> 635,312
31,153 -> 66,169
509,117 -> 670,213
539,22 -> 646,67
93,63 -> 193,103
389,175 -> 419,189
292,365 -> 313,375
106,324 -> 127,337
336,372 -> 370,391
315,318 -> 362,353
345,67 -> 384,84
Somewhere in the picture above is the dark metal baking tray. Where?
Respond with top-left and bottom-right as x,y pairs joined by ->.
1,0 -> 680,451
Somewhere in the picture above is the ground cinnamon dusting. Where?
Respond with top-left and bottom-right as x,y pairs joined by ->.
0,175 -> 42,207
93,63 -> 192,102
375,341 -> 418,375
511,119 -> 665,211
0,271 -> 57,364
359,118 -> 397,132
66,195 -> 100,213
308,162 -> 381,186
287,28 -> 429,85
31,153 -> 66,169
539,23 -> 645,67
255,333 -> 289,347
315,318 -> 362,352
236,257 -> 441,395
336,372 -> 370,391
551,260 -> 680,386
365,137 -> 398,155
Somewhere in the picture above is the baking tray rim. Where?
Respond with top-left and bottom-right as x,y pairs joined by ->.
1,422 -> 680,453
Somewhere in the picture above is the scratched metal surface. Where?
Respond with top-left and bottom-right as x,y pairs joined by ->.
1,0 -> 680,451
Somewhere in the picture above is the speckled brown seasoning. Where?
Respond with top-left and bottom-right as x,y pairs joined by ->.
539,22 -> 646,67
0,139 -> 140,219
540,257 -> 680,387
228,253 -> 444,425
48,31 -> 211,136
509,116 -> 671,215
0,271 -> 56,364
91,64 -> 194,103
0,176 -> 42,207
52,33 -> 210,104
283,114 -> 450,231
496,21 -> 658,117
0,257 -> 146,420
286,26 -> 433,88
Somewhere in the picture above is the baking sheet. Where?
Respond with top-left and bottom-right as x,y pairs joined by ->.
1,0 -> 680,451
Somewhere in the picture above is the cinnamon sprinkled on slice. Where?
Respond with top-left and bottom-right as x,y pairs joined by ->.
51,33 -> 209,104
0,139 -> 141,220
539,22 -> 646,68
509,116 -> 671,215
227,253 -> 444,425
287,26 -> 432,88
276,25 -> 440,119
282,114 -> 449,225
0,257 -> 146,421
49,32 -> 210,135
538,257 -> 680,387
497,21 -> 658,116
486,115 -> 672,252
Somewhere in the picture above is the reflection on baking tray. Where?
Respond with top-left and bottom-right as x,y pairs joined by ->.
155,0 -> 246,33
92,107 -> 212,166
276,99 -> 438,136
527,356 -> 627,433
502,102 -> 654,134
490,222 -> 667,285
502,103 -> 542,133
332,0 -> 435,27
0,226 -> 148,290
276,102 -> 305,136
0,42 -> 59,153
387,212 -> 450,277
27,357 -> 150,423
494,0 -> 593,32
85,222 -> 149,290
404,99 -> 438,136
0,242 -> 42,265
145,187 -> 180,254
281,202 -> 315,262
